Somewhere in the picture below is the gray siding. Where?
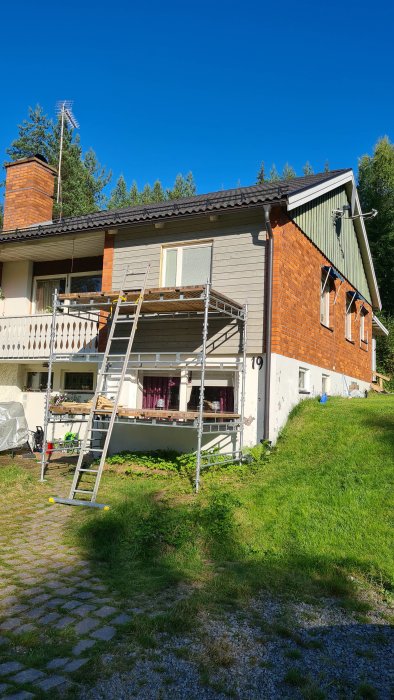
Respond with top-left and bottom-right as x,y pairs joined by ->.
112,220 -> 266,354
292,186 -> 371,303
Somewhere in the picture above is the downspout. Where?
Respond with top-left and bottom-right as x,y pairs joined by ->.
263,204 -> 273,441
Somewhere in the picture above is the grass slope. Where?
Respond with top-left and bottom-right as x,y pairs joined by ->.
66,395 -> 394,612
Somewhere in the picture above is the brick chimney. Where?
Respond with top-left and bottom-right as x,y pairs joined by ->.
2,155 -> 56,232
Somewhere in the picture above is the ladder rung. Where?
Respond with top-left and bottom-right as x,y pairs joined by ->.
78,469 -> 99,473
111,337 -> 131,341
74,489 -> 95,494
89,428 -> 108,432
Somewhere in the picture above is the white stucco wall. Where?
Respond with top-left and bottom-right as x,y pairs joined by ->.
269,352 -> 371,443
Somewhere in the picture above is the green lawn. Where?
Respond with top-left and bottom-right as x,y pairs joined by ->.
66,394 -> 393,618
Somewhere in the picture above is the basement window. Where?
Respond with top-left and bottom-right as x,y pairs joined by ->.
25,371 -> 53,392
298,367 -> 310,394
322,373 -> 329,394
162,242 -> 212,287
64,372 -> 94,392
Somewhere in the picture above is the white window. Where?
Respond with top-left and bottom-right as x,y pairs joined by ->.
34,272 -> 102,313
25,371 -> 53,392
346,294 -> 355,341
322,373 -> 329,394
360,309 -> 368,343
298,367 -> 309,393
320,272 -> 330,327
162,243 -> 212,287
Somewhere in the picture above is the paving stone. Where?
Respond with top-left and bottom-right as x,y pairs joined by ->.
55,616 -> 75,630
0,683 -> 10,694
11,667 -> 45,684
75,617 -> 100,635
31,593 -> 51,604
76,591 -> 95,600
0,596 -> 18,606
74,604 -> 97,617
36,674 -> 68,691
95,605 -> 117,618
112,613 -> 132,625
45,598 -> 65,609
0,618 -> 22,631
62,600 -> 81,611
63,658 -> 89,673
0,661 -> 24,676
2,692 -> 34,700
38,612 -> 60,624
72,639 -> 96,655
55,587 -> 76,596
46,658 -> 70,670
24,607 -> 47,620
7,605 -> 29,615
91,625 -> 116,641
13,623 -> 36,634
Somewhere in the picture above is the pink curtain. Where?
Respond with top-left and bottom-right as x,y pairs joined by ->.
143,376 -> 180,409
219,387 -> 234,412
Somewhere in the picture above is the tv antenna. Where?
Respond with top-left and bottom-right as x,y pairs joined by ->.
56,101 -> 79,219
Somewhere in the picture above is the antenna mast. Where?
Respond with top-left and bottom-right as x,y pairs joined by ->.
56,101 -> 79,220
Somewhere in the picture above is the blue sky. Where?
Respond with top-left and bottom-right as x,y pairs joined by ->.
1,0 -> 393,199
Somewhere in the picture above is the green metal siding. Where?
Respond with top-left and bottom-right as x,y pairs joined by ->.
292,186 -> 371,304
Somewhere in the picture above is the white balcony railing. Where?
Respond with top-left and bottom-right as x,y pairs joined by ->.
0,314 -> 99,359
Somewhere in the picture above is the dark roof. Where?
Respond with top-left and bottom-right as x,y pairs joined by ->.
1,169 -> 351,243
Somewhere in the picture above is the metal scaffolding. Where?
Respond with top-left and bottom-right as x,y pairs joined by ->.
40,282 -> 248,493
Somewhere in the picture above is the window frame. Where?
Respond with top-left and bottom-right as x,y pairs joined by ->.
160,240 -> 213,287
63,372 -> 94,392
360,308 -> 368,344
320,272 -> 331,328
33,271 -> 102,313
345,293 -> 356,342
298,367 -> 310,394
321,373 -> 329,395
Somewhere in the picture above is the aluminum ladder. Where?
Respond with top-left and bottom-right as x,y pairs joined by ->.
51,265 -> 150,509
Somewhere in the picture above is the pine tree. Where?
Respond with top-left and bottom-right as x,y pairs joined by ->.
282,163 -> 296,180
152,180 -> 166,202
303,161 -> 314,176
6,105 -> 52,162
108,175 -> 130,209
6,105 -> 111,219
358,136 -> 394,315
269,164 -> 280,181
129,181 -> 139,206
140,183 -> 153,204
257,161 -> 265,184
167,172 -> 196,200
324,160 -> 330,173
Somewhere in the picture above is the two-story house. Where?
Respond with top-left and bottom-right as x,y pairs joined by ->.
0,155 -> 388,460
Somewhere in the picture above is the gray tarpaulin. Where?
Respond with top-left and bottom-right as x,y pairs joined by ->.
0,402 -> 29,451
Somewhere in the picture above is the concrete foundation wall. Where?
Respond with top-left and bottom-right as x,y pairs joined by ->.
269,352 -> 371,443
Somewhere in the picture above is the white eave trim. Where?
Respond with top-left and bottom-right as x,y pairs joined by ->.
287,171 -> 353,211
372,315 -> 389,337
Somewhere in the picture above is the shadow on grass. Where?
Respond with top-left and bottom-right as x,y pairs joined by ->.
70,481 -> 391,616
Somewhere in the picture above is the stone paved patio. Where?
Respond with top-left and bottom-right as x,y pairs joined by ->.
0,466 -> 131,698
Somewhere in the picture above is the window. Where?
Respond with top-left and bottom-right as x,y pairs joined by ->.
322,374 -> 329,394
162,243 -> 212,286
360,309 -> 368,343
35,278 -> 66,313
320,272 -> 330,327
34,272 -> 102,313
142,376 -> 180,409
64,373 -> 94,391
299,367 -> 309,393
25,371 -> 53,392
187,386 -> 234,412
346,293 -> 356,341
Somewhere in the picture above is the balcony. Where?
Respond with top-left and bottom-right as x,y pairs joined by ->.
0,314 -> 99,360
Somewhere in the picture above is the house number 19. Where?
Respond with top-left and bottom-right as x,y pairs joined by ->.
252,356 -> 264,369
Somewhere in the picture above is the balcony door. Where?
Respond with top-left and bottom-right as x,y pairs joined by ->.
33,272 -> 102,313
